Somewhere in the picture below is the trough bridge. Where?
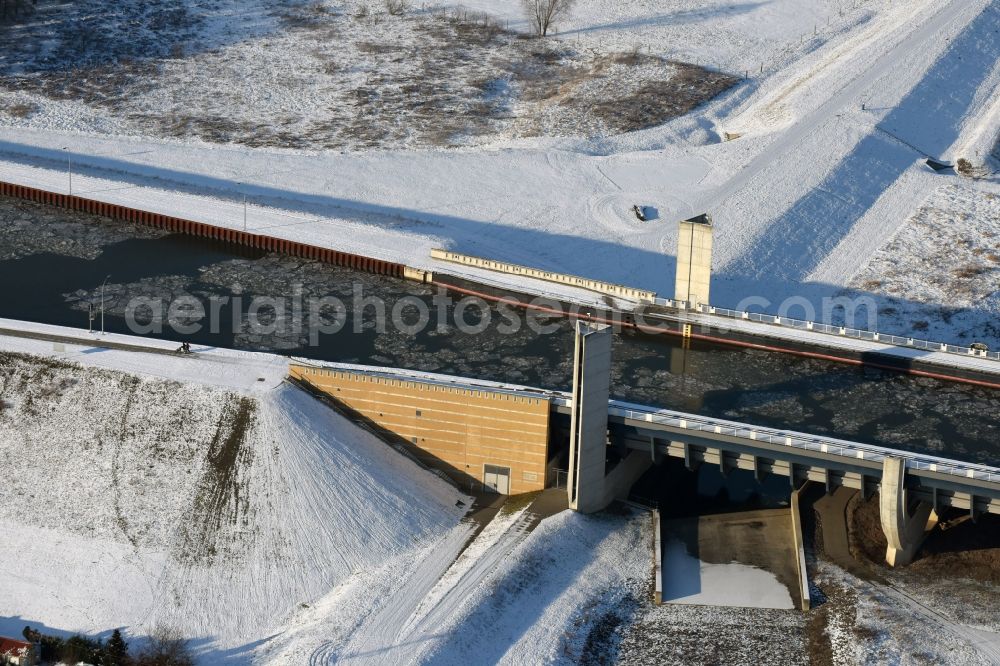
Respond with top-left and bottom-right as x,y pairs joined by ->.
293,321 -> 1000,568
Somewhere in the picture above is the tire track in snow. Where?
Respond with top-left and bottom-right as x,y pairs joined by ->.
698,0 -> 969,214
313,523 -> 477,665
326,506 -> 538,665
401,510 -> 537,642
735,1 -> 931,134
877,579 -> 1000,665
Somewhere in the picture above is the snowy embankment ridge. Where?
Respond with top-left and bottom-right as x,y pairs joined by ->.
0,322 -> 650,664
1,1 -> 998,344
0,341 -> 467,659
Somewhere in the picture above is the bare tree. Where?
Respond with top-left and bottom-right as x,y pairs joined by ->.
521,0 -> 575,37
383,0 -> 409,16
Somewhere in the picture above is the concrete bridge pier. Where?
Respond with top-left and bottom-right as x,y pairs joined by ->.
567,321 -> 651,512
879,457 -> 937,567
567,322 -> 613,513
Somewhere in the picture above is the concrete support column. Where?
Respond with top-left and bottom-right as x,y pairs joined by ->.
879,457 -> 936,567
567,321 -> 612,513
674,213 -> 714,307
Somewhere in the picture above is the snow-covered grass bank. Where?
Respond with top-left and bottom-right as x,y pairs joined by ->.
809,560 -> 1000,665
0,329 -> 661,665
0,348 -> 469,660
846,179 -> 1000,345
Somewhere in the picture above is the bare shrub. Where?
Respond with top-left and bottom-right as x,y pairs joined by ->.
354,4 -> 369,19
383,0 -> 410,16
522,0 -> 576,37
134,626 -> 194,666
612,47 -> 644,66
5,102 -> 36,118
953,264 -> 989,279
956,157 -> 989,178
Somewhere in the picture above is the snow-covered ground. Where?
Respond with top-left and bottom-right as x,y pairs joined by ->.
0,322 -> 653,664
259,504 -> 650,665
0,340 -> 470,660
812,560 -> 1000,665
0,0 -> 742,151
2,0 -> 999,345
845,179 -> 1000,344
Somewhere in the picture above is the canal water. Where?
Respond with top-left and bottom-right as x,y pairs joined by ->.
2,196 -> 998,466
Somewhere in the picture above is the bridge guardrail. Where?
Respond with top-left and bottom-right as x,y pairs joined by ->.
648,299 -> 1000,363
607,401 -> 1000,486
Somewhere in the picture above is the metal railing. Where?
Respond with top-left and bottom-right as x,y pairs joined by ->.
648,299 -> 1000,363
430,265 -> 999,367
604,398 -> 1000,486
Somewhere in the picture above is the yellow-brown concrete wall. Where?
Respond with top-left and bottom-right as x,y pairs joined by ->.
290,365 -> 550,494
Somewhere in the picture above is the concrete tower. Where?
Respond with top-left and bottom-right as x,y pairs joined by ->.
567,321 -> 612,513
675,213 -> 714,307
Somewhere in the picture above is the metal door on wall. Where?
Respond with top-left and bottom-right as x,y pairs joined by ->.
483,464 -> 511,494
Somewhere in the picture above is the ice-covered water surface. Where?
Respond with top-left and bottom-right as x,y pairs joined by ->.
1,198 -> 998,465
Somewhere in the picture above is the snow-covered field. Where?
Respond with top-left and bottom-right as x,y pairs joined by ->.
0,0 -> 740,150
2,0 -> 998,345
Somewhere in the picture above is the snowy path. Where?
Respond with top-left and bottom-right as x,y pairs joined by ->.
879,580 -> 1000,665
0,316 -> 289,392
329,507 -> 536,665
701,0 -> 961,211
713,0 -> 996,285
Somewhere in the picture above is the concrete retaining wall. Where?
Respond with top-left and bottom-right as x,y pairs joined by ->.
790,486 -> 812,611
0,180 -> 405,279
431,248 -> 656,302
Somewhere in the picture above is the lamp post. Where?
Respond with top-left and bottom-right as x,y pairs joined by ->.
100,275 -> 110,335
63,147 -> 72,195
238,182 -> 247,231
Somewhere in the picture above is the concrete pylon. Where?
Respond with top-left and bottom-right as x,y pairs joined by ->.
675,213 -> 714,307
567,321 -> 612,513
879,456 -> 936,567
